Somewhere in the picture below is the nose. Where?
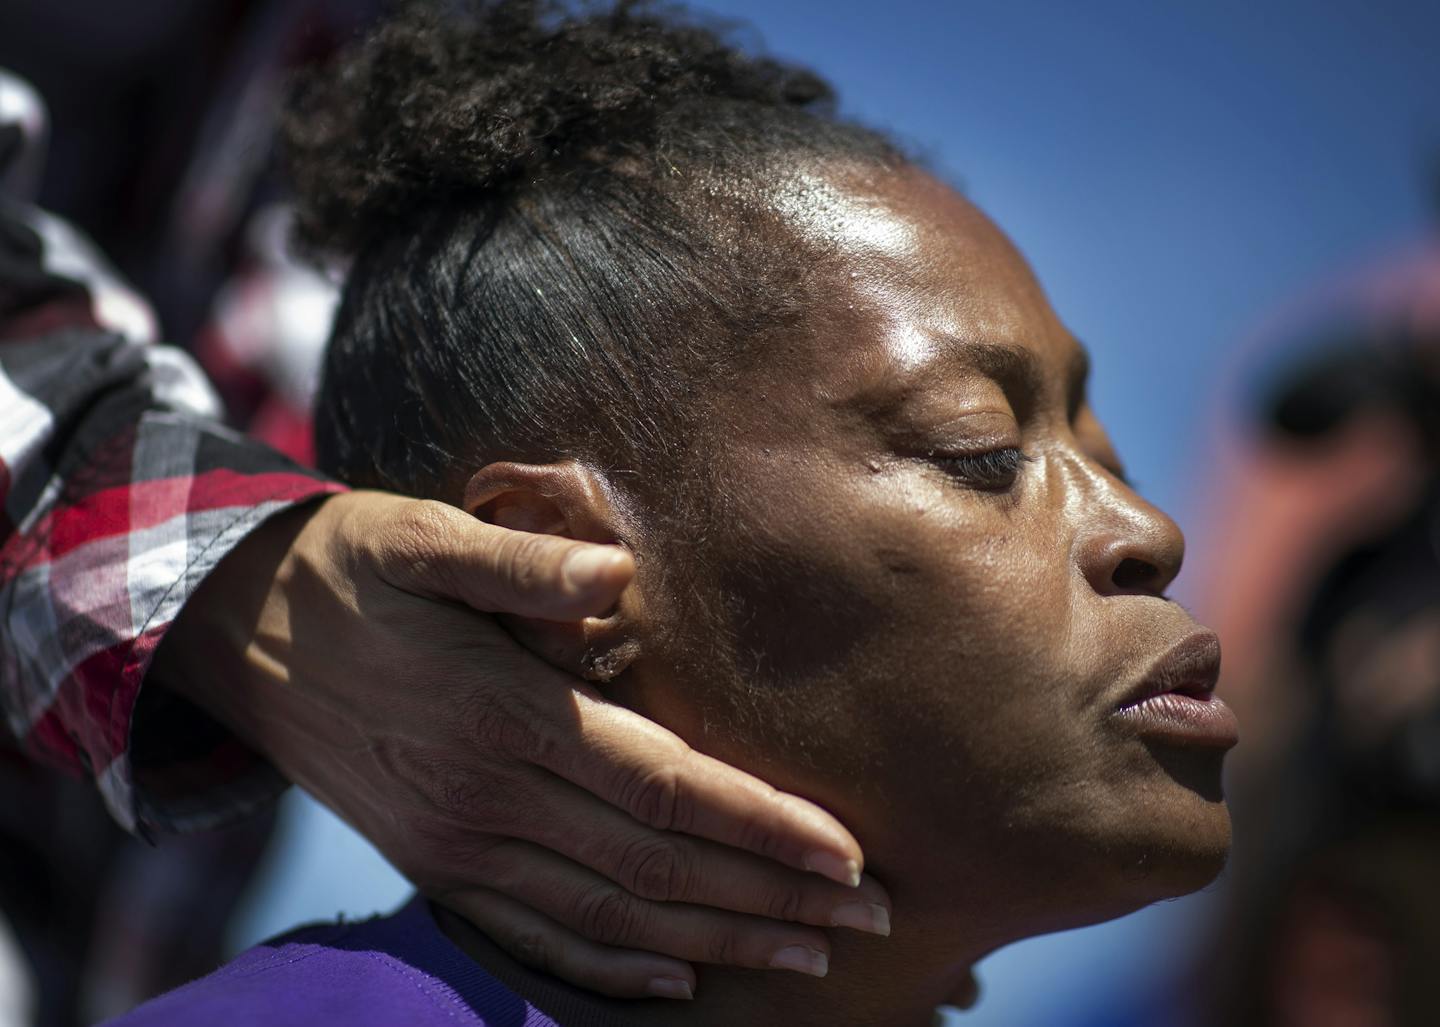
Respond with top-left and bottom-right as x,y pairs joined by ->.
1073,475 -> 1185,598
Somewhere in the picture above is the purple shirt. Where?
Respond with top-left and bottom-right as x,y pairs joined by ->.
106,896 -> 630,1027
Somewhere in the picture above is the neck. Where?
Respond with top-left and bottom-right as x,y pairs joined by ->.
435,900 -> 991,1027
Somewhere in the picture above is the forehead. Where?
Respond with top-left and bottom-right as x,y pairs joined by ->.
763,164 -> 1082,405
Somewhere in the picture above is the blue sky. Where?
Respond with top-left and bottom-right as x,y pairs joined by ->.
236,3 -> 1440,1023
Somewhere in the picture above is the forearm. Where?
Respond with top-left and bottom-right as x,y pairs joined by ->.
0,206 -> 342,833
145,498 -> 327,765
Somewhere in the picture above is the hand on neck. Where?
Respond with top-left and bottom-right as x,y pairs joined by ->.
433,899 -> 984,1027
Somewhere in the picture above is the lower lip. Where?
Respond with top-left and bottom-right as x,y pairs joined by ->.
1113,693 -> 1239,748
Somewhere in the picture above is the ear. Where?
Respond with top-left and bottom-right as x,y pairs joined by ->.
462,460 -> 643,682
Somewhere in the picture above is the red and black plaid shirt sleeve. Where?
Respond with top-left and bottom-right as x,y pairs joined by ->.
0,196 -> 345,836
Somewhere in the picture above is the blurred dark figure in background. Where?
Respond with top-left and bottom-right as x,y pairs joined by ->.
0,0 -> 377,341
0,0 -> 381,464
0,778 -> 276,1025
1189,237 -> 1440,1026
0,3 -> 375,1022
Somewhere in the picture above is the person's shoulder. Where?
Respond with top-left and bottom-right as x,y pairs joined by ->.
102,905 -> 504,1027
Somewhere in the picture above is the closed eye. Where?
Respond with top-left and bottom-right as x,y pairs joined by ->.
929,447 -> 1031,490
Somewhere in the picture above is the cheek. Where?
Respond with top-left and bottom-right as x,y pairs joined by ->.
661,471 -> 1087,805
636,461 -> 1231,929
850,506 -> 1092,804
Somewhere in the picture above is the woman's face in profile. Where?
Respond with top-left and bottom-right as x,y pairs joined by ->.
618,162 -> 1237,948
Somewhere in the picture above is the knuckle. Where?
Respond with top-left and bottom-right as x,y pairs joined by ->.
373,742 -> 505,842
405,813 -> 469,864
460,687 -> 540,759
403,830 -> 484,891
431,772 -> 491,822
504,929 -> 557,974
703,929 -> 738,966
461,839 -> 519,888
381,500 -> 457,583
413,758 -> 517,831
574,885 -> 641,946
761,883 -> 805,923
620,767 -> 685,832
416,794 -> 509,854
732,807 -> 786,861
392,500 -> 454,558
498,530 -> 555,596
615,837 -> 691,903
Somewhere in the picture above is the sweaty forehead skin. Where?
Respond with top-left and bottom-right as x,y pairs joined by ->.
760,163 -> 1083,417
766,167 -> 922,267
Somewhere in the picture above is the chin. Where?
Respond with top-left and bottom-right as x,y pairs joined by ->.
1131,810 -> 1231,899
1104,772 -> 1234,908
1035,813 -> 1232,941
1053,754 -> 1235,929
963,786 -> 1233,945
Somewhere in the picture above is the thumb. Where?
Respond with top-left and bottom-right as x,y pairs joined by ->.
375,498 -> 634,619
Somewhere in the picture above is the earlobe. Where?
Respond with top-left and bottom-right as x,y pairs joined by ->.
580,631 -> 641,683
578,561 -> 649,682
502,603 -> 641,685
501,586 -> 644,686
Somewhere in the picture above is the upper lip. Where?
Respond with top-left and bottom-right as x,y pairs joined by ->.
1117,631 -> 1221,710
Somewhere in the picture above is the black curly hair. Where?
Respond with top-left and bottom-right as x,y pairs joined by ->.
290,0 -> 902,501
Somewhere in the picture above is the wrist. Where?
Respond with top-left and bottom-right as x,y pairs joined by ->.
148,496 -> 334,753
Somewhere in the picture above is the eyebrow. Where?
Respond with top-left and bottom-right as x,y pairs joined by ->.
933,336 -> 1093,419
956,340 -> 1046,402
836,334 -> 1093,422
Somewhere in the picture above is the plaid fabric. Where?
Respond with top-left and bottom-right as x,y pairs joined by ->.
0,192 -> 343,835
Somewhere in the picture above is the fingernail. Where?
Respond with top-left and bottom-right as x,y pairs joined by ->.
830,901 -> 891,937
646,976 -> 694,1000
804,850 -> 861,888
769,945 -> 829,978
563,547 -> 624,592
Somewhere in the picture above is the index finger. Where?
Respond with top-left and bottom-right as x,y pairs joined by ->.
533,685 -> 865,888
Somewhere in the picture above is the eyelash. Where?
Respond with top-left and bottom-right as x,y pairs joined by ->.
929,447 -> 1030,490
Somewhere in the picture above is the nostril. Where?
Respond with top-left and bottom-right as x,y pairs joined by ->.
1112,556 -> 1158,592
